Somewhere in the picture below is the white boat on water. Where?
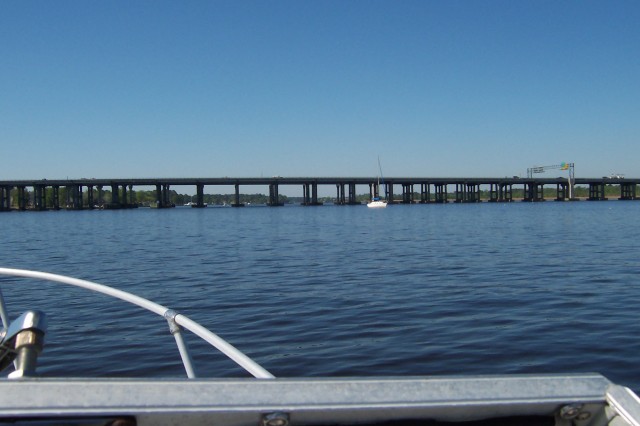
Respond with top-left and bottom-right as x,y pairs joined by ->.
368,157 -> 388,208
367,198 -> 388,208
1,267 -> 639,426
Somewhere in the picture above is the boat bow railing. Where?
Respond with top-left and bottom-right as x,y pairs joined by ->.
0,268 -> 275,379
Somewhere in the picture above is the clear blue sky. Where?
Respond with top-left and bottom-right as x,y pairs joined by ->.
2,0 -> 638,182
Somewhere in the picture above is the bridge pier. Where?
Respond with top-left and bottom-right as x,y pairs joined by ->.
370,182 -> 388,203
121,185 -> 128,208
434,184 -> 448,203
302,184 -> 309,205
155,185 -> 161,208
51,186 -> 60,210
108,184 -> 120,209
555,183 -> 568,201
454,184 -> 465,203
33,185 -> 47,211
347,183 -> 359,204
163,184 -> 173,207
110,184 -> 120,208
587,182 -> 608,201
311,183 -> 321,205
302,183 -> 322,206
87,186 -> 94,209
619,183 -> 637,200
75,185 -> 84,209
419,183 -> 430,203
103,184 -> 137,209
129,185 -> 136,207
488,184 -> 498,202
335,184 -> 345,205
0,186 -> 12,211
401,184 -> 414,204
155,184 -> 174,208
194,184 -> 206,208
468,184 -> 481,202
268,183 -> 283,206
232,184 -> 244,207
96,186 -> 104,209
498,183 -> 513,202
454,183 -> 481,203
523,183 -> 544,202
65,185 -> 84,210
16,186 -> 27,210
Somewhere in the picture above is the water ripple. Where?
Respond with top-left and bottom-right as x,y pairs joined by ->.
1,203 -> 640,390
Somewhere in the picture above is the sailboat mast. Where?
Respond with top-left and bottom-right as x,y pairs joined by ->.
377,156 -> 386,201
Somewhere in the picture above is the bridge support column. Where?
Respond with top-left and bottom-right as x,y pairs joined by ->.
66,185 -> 83,210
194,184 -> 206,208
121,185 -> 128,208
619,183 -> 637,200
336,184 -> 345,205
386,183 -> 393,204
488,184 -> 498,202
301,183 -> 321,206
18,186 -> 29,210
154,184 -> 174,208
268,183 -> 283,206
588,183 -> 607,201
454,183 -> 466,203
163,184 -> 173,207
110,184 -> 119,207
302,184 -> 310,206
401,184 -> 414,204
110,184 -> 120,209
232,184 -> 244,207
498,184 -> 513,202
555,183 -> 567,201
52,186 -> 60,210
311,183 -> 321,205
87,186 -> 94,209
17,186 -> 27,210
96,186 -> 103,209
128,185 -> 136,207
523,183 -> 544,202
75,185 -> 84,209
33,185 -> 46,211
467,184 -> 481,202
370,182 -> 386,202
348,183 -> 359,205
420,183 -> 430,203
434,184 -> 448,203
0,186 -> 11,211
155,184 -> 162,208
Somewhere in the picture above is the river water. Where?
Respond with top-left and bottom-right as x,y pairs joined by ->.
1,201 -> 639,389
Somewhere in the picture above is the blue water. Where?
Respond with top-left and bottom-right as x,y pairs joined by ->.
1,202 -> 639,390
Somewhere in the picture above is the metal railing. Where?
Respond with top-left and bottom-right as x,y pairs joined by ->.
0,268 -> 274,379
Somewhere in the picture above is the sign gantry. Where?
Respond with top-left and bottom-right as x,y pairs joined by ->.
527,163 -> 575,199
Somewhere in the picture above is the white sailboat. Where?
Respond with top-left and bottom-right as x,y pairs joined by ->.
367,157 -> 388,208
367,197 -> 387,208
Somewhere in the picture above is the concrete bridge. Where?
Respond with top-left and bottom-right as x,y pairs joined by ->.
0,176 -> 637,211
